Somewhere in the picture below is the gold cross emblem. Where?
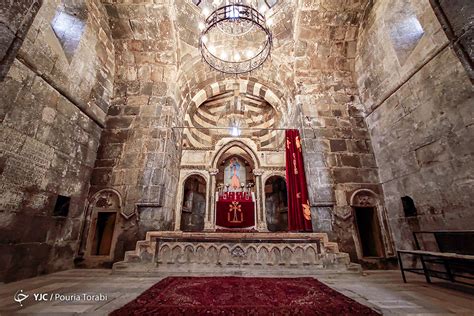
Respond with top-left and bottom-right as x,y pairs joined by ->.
228,201 -> 243,223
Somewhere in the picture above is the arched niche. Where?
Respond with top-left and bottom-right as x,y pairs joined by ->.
180,174 -> 207,232
350,189 -> 385,258
264,175 -> 288,232
211,139 -> 261,170
85,189 -> 122,260
215,146 -> 255,191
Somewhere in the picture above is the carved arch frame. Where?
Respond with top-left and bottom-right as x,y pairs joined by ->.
262,172 -> 288,231
84,189 -> 123,262
174,171 -> 210,231
210,139 -> 266,230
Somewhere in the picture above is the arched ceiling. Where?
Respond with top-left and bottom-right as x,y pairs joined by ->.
102,0 -> 371,126
183,80 -> 285,150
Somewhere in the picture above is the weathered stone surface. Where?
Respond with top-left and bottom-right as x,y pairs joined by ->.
0,0 -> 42,80
113,231 -> 351,274
2,0 -> 471,282
83,1 -> 181,268
294,0 -> 387,262
0,0 -> 114,282
356,0 -> 474,254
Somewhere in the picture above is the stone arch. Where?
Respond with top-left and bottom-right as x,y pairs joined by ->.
182,77 -> 288,149
174,170 -> 210,231
179,174 -> 207,232
264,175 -> 288,232
350,189 -> 378,208
270,247 -> 281,266
186,78 -> 286,117
159,244 -> 171,264
211,139 -> 261,170
175,56 -> 294,115
262,171 -> 286,185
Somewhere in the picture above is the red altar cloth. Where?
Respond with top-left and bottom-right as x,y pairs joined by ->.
216,193 -> 255,228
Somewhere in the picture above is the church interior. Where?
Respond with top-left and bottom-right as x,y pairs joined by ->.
0,0 -> 473,314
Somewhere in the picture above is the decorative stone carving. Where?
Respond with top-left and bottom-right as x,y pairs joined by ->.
89,189 -> 126,217
156,242 -> 327,267
209,168 -> 219,176
231,246 -> 245,258
253,169 -> 264,176
113,232 -> 352,274
95,192 -> 117,209
350,189 -> 377,208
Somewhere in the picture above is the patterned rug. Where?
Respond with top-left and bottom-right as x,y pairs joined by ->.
111,277 -> 380,315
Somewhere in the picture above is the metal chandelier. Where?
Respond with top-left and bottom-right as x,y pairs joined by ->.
198,2 -> 273,74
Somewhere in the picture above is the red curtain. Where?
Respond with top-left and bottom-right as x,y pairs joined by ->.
285,129 -> 313,232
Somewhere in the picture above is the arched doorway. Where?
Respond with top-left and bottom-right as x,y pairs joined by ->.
351,190 -> 385,258
265,176 -> 288,232
85,189 -> 122,260
180,175 -> 207,232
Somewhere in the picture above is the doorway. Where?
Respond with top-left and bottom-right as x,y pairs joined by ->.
354,207 -> 384,257
91,212 -> 117,256
180,175 -> 207,231
265,176 -> 288,232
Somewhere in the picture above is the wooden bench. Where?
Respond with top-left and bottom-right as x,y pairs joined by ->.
397,231 -> 474,286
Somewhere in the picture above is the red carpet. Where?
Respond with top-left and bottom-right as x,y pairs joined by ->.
111,277 -> 380,315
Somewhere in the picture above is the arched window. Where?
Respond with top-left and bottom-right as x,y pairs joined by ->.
51,0 -> 87,62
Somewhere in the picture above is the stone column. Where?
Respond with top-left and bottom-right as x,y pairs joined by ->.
205,168 -> 219,231
253,169 -> 267,231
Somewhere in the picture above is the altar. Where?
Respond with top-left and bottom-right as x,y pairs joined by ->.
216,192 -> 256,229
174,140 -> 288,232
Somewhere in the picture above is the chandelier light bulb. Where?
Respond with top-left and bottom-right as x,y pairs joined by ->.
234,53 -> 241,61
245,50 -> 253,59
198,22 -> 205,31
259,5 -> 267,13
201,35 -> 208,44
202,8 -> 210,17
220,51 -> 228,60
267,18 -> 274,26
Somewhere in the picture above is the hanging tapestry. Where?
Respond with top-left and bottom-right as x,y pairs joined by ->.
285,129 -> 312,231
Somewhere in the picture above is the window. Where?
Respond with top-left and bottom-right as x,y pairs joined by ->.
51,1 -> 87,62
53,195 -> 71,217
401,196 -> 417,217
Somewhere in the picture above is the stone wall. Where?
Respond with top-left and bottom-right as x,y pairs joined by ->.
0,0 -> 114,282
0,0 -> 42,80
294,0 -> 389,261
356,0 -> 474,250
83,0 -> 181,266
429,0 -> 473,80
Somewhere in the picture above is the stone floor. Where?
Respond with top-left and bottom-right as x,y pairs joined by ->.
0,269 -> 473,315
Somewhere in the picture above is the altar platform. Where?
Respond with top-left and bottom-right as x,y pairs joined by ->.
113,231 -> 357,275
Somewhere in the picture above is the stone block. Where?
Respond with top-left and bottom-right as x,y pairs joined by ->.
330,139 -> 347,152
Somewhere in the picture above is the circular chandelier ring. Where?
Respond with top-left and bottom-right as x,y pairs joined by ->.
199,4 -> 272,75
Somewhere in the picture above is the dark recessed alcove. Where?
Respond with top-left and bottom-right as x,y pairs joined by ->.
401,196 -> 417,217
53,195 -> 71,217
